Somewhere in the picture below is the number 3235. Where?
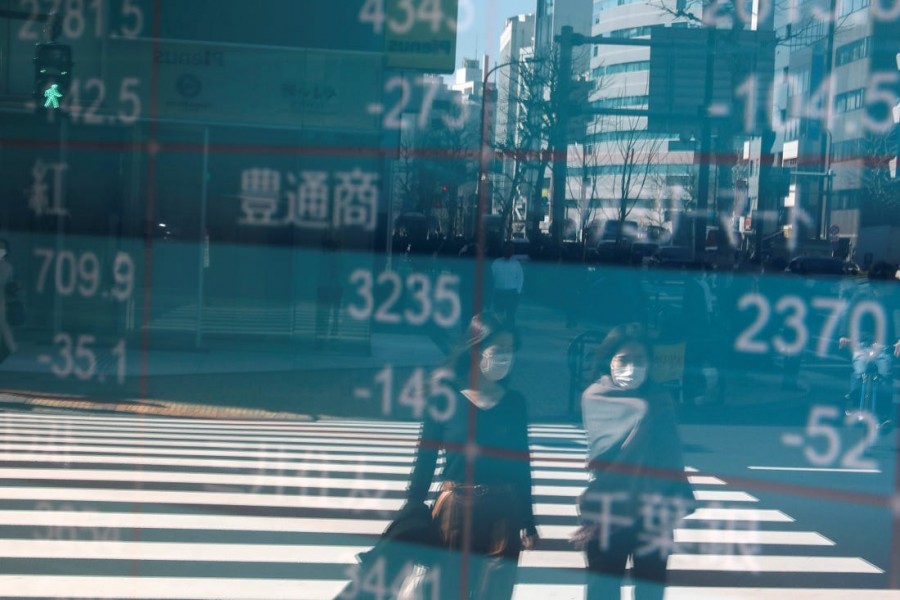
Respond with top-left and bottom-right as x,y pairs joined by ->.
347,269 -> 461,328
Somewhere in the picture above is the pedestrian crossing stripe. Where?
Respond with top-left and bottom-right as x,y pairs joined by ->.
0,413 -> 890,599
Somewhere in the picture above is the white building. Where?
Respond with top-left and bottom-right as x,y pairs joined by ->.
575,0 -> 700,243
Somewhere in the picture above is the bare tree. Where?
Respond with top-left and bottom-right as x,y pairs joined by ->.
861,130 -> 900,226
595,113 -> 667,244
491,46 -> 594,239
566,142 -> 602,245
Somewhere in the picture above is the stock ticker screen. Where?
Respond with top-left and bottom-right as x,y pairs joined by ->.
0,0 -> 900,598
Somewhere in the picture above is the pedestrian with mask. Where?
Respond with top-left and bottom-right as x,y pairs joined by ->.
573,323 -> 694,600
403,313 -> 538,599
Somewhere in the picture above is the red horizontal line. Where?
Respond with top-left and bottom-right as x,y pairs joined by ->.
0,137 -> 894,164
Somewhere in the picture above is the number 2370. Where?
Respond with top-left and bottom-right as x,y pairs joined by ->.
347,269 -> 460,328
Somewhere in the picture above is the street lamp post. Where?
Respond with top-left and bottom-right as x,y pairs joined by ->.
472,55 -> 530,319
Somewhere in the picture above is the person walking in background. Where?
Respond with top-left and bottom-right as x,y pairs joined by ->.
491,242 -> 523,326
0,239 -> 18,360
403,313 -> 538,599
573,324 -> 694,600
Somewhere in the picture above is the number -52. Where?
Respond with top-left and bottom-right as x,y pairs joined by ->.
804,405 -> 877,470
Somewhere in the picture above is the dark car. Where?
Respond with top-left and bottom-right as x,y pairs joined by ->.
785,256 -> 860,276
647,246 -> 710,270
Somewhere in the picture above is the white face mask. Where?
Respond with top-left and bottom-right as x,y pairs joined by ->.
609,343 -> 649,390
480,346 -> 514,382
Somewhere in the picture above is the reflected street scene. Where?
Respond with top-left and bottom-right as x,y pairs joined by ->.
0,0 -> 899,598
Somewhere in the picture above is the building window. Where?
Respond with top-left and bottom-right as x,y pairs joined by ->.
596,0 -> 644,11
834,88 -> 865,113
607,25 -> 653,39
839,0 -> 870,16
594,95 -> 649,109
835,37 -> 870,66
593,60 -> 651,76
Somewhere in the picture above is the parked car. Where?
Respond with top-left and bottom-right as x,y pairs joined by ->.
785,256 -> 860,276
647,246 -> 710,270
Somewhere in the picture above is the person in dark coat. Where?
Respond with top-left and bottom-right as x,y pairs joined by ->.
573,323 -> 694,600
403,313 -> 538,599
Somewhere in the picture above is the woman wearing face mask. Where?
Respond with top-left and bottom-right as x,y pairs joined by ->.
0,239 -> 18,358
403,313 -> 538,600
573,324 -> 693,600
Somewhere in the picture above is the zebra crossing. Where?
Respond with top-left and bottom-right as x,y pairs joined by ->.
0,410 -> 892,599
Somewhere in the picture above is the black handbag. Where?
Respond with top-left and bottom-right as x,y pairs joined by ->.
5,282 -> 24,327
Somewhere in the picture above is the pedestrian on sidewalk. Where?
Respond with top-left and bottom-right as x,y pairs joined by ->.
491,242 -> 523,327
572,323 -> 694,600
402,313 -> 538,599
0,239 -> 19,362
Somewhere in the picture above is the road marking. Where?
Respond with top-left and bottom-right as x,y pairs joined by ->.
685,508 -> 794,523
749,466 -> 881,474
0,427 -> 422,446
693,491 -> 758,502
674,529 -> 835,546
688,476 -> 727,485
668,554 -> 883,573
0,444 -> 416,463
0,510 -> 388,535
0,435 -> 417,454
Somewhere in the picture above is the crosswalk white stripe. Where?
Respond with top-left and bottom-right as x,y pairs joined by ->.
1,427 -> 422,446
0,420 -> 419,438
674,529 -> 835,546
0,575 -> 346,599
0,510 -> 388,535
0,420 -> 584,444
0,444 -> 417,463
0,486 -> 406,511
0,412 -> 414,430
661,589 -> 900,599
1,541 -> 871,575
0,466 -> 598,489
3,413 -> 577,434
0,435 -> 417,454
688,476 -> 726,486
0,467 -> 409,491
0,539 -> 370,563
0,436 -> 584,468
0,486 -> 575,517
2,578 -> 899,600
685,509 -> 794,523
667,554 -> 883,574
693,491 -> 758,502
0,453 -> 418,475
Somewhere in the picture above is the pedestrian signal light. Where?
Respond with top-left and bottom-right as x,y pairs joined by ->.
33,43 -> 73,111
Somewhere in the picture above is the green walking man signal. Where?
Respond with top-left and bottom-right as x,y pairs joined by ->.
43,83 -> 63,109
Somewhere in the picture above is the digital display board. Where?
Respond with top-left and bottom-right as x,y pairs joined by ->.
0,0 -> 899,598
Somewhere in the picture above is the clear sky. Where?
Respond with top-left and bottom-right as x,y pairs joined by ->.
454,0 -> 538,70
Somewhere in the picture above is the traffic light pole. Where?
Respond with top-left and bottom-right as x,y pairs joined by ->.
550,28 -> 653,249
550,28 -> 573,249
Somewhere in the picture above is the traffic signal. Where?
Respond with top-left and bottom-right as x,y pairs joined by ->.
33,42 -> 73,111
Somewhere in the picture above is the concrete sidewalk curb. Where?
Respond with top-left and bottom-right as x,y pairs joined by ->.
0,391 -> 313,421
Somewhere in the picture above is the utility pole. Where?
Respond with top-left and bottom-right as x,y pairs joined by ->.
550,26 -> 574,249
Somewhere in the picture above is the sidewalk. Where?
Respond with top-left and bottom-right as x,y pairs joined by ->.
0,296 -> 845,423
